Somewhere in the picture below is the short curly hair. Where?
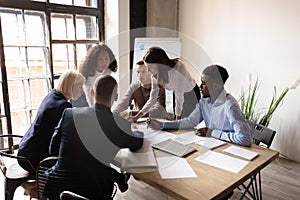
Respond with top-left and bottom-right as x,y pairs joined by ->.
79,43 -> 118,79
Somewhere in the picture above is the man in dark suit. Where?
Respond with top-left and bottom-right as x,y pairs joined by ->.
43,75 -> 144,200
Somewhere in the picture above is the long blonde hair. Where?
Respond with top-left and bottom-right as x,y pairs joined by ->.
55,70 -> 85,99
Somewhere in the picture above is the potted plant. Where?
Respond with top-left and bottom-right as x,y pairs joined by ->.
240,76 -> 300,144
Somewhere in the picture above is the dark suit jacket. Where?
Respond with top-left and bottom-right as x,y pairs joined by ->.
18,89 -> 71,172
45,103 -> 144,199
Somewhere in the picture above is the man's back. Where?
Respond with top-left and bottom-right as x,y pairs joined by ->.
46,104 -> 143,199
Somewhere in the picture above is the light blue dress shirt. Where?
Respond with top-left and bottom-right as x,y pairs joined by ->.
163,89 -> 252,146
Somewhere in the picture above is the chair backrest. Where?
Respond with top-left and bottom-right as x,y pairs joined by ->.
36,156 -> 60,199
0,135 -> 33,176
247,120 -> 276,148
0,135 -> 36,200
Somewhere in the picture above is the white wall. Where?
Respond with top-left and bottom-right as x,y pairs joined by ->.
179,0 -> 300,162
105,0 -> 130,97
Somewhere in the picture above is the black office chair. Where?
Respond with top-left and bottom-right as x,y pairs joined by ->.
37,156 -> 118,200
36,156 -> 60,199
248,120 -> 276,148
238,120 -> 277,200
0,134 -> 36,200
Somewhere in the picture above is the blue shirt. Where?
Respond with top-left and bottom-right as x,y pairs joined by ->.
163,89 -> 252,146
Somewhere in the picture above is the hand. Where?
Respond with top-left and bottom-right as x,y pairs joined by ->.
130,111 -> 144,123
195,127 -> 209,137
130,115 -> 138,123
175,115 -> 181,120
146,118 -> 162,130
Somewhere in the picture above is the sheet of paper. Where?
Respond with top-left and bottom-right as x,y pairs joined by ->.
134,123 -> 176,145
223,145 -> 259,161
157,157 -> 197,179
174,131 -> 204,145
195,150 -> 249,173
136,117 -> 148,123
194,121 -> 206,129
196,137 -> 227,149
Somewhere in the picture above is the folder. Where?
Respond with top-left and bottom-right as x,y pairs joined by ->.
152,139 -> 197,157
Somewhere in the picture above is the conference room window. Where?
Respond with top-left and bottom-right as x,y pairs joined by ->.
0,0 -> 104,139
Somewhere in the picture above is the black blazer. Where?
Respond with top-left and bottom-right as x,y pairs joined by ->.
18,89 -> 71,172
45,104 -> 144,199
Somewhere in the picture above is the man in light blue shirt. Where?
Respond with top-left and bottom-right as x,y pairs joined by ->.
148,65 -> 252,146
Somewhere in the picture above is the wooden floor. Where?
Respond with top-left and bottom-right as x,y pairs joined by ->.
1,156 -> 300,200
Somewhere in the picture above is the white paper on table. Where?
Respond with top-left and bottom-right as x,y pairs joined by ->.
196,137 -> 227,149
134,123 -> 176,145
136,117 -> 148,123
223,145 -> 259,161
194,121 -> 206,129
157,156 -> 197,179
174,131 -> 204,145
195,150 -> 249,173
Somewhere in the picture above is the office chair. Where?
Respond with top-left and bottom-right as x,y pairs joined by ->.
0,134 -> 36,200
247,119 -> 276,148
37,156 -> 118,200
36,156 -> 60,199
238,120 -> 277,200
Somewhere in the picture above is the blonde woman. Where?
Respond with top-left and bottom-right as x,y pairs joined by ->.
18,70 -> 85,174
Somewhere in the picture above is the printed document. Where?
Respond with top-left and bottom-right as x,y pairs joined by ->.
195,150 -> 249,173
157,156 -> 197,179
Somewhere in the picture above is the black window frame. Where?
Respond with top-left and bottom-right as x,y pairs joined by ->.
0,0 -> 104,140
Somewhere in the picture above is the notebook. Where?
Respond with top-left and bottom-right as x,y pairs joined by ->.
223,145 -> 259,161
196,137 -> 227,149
152,139 -> 197,157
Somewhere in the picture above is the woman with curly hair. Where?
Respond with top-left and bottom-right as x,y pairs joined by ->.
79,43 -> 118,106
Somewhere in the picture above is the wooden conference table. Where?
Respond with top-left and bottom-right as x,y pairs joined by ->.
130,128 -> 279,200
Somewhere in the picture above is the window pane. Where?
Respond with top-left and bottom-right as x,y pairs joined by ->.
8,80 -> 27,110
27,47 -> 50,77
50,0 -> 72,5
76,44 -> 93,67
51,13 -> 75,40
76,15 -> 98,40
11,111 -> 30,135
4,47 -> 27,78
29,79 -> 50,108
24,11 -> 48,46
50,0 -> 97,7
0,116 -> 7,135
0,9 -> 25,46
52,44 -> 76,73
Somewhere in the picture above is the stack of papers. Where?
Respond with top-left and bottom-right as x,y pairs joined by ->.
196,137 -> 227,149
223,146 -> 259,161
121,148 -> 157,172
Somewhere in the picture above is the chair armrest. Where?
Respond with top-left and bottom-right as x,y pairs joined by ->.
60,191 -> 90,200
0,134 -> 23,151
38,156 -> 60,168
